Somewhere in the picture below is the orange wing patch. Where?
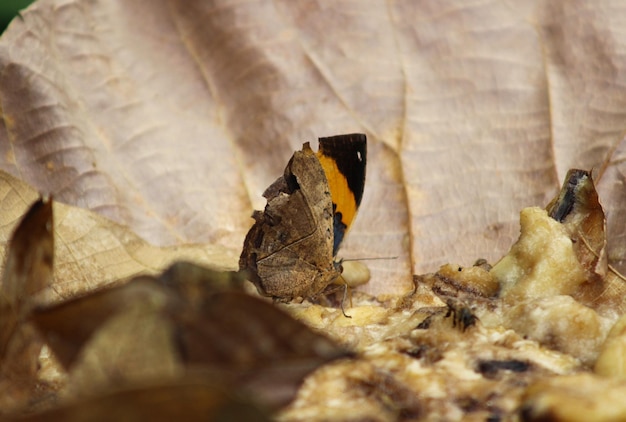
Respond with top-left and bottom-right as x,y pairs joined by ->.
316,134 -> 366,255
316,152 -> 358,231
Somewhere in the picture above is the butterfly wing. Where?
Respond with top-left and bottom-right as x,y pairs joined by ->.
316,134 -> 367,255
240,143 -> 339,300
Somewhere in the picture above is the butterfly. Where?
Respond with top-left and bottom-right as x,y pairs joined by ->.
239,133 -> 366,301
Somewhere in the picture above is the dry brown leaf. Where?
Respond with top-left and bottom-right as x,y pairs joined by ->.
546,170 -> 606,276
1,1 -> 626,296
30,277 -> 172,372
28,262 -> 351,413
0,196 -> 54,411
1,197 -> 53,352
13,0 -> 626,295
0,197 -> 53,311
0,170 -> 238,304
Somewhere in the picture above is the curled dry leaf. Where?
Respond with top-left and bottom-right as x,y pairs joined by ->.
1,196 -> 53,355
0,196 -> 54,412
170,290 -> 352,409
546,169 -> 626,317
0,197 -> 54,311
159,262 -> 352,408
30,278 -> 172,372
546,170 -> 608,279
29,261 -> 351,414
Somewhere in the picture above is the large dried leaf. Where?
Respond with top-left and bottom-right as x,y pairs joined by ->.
3,1 -> 626,294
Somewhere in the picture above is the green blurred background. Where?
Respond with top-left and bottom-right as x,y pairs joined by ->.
1,1 -> 35,34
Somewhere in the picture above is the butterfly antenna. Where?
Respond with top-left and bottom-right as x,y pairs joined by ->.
341,256 -> 397,262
